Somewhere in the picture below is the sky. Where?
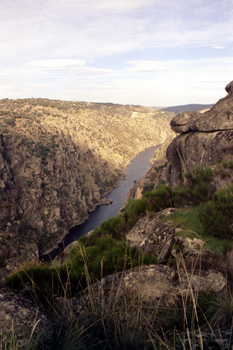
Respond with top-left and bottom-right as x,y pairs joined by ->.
0,0 -> 233,106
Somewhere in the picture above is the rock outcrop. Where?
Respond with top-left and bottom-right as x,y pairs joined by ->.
126,208 -> 177,263
171,80 -> 233,133
127,80 -> 233,194
0,287 -> 53,349
71,265 -> 226,310
166,80 -> 233,185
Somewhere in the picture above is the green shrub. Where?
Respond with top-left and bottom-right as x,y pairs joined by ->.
184,167 -> 215,203
94,214 -> 128,238
124,197 -> 148,226
222,160 -> 233,169
200,183 -> 233,238
142,183 -> 154,194
143,185 -> 173,211
172,185 -> 193,206
4,116 -> 16,127
5,237 -> 156,306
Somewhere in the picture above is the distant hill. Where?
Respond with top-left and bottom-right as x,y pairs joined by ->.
157,104 -> 214,115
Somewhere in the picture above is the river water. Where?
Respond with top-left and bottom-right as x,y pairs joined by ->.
41,144 -> 160,261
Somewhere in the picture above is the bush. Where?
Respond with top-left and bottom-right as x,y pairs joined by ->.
143,185 -> 173,211
199,183 -> 233,238
184,167 -> 215,203
94,214 -> 128,238
172,185 -> 193,206
5,237 -> 156,306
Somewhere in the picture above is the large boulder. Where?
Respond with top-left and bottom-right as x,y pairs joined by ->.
170,111 -> 200,133
0,287 -> 53,349
126,208 -> 178,263
70,265 -> 226,310
166,129 -> 233,185
171,80 -> 233,134
166,81 -> 233,185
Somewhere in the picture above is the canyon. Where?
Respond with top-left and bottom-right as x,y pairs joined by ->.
0,99 -> 174,277
2,81 -> 233,349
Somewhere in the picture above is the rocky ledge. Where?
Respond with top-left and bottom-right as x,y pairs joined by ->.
167,80 -> 233,185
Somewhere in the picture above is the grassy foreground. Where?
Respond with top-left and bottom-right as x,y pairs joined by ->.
3,166 -> 233,349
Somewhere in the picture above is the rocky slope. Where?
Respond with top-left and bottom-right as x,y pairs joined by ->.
0,98 -> 174,276
166,80 -> 233,186
126,80 -> 233,199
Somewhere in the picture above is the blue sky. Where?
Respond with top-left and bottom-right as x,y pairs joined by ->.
0,0 -> 233,106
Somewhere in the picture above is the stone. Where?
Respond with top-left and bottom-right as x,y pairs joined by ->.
166,129 -> 233,185
169,80 -> 233,136
166,82 -> 233,186
170,111 -> 200,133
126,209 -> 178,263
0,287 -> 53,349
71,265 -> 226,310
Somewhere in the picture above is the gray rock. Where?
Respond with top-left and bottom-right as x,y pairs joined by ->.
0,287 -> 53,349
166,129 -> 233,185
126,209 -> 178,263
71,265 -> 226,310
170,111 -> 200,133
170,80 -> 233,134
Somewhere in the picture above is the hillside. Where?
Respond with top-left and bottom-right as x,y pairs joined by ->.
157,103 -> 214,115
0,98 -> 175,276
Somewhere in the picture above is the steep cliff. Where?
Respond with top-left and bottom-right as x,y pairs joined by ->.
127,80 -> 233,199
0,99 -> 174,275
166,80 -> 233,186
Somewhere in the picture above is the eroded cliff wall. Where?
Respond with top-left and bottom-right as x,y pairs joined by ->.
126,80 -> 233,199
0,99 -> 174,274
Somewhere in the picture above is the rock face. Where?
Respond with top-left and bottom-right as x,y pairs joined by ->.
166,80 -> 233,185
71,265 -> 226,309
0,287 -> 53,349
170,81 -> 233,133
126,208 -> 177,263
0,99 -> 174,278
126,80 -> 233,193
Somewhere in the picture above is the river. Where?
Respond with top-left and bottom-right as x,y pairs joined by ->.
40,144 -> 160,261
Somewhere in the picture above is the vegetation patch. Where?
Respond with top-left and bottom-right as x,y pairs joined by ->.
200,183 -> 233,239
5,236 -> 156,306
163,206 -> 232,254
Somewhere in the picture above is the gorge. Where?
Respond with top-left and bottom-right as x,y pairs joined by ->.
40,145 -> 161,261
2,81 -> 233,349
0,99 -> 174,278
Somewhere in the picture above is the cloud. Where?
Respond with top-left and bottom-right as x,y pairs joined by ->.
0,56 -> 231,105
1,1 -> 233,105
90,0 -> 154,12
212,45 -> 227,50
1,0 -> 233,65
28,59 -> 87,70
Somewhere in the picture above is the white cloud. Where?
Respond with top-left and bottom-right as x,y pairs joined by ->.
0,56 -> 231,105
1,0 -> 233,65
28,59 -> 87,70
1,1 -> 233,104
